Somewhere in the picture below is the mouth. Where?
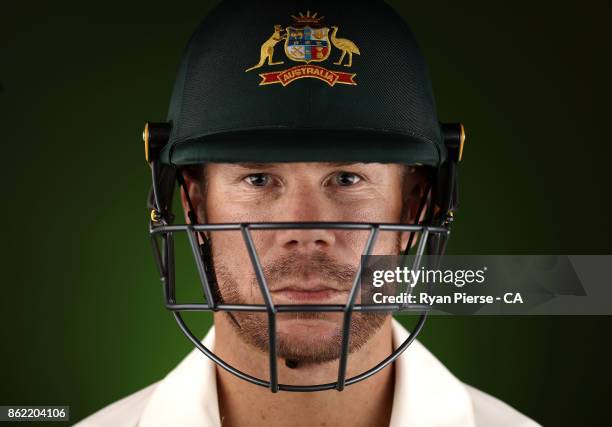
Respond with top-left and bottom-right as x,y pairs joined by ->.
271,284 -> 348,303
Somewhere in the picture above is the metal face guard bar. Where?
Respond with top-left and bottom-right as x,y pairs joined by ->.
149,221 -> 449,393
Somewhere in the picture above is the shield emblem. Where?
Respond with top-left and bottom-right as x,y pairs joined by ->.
284,26 -> 330,63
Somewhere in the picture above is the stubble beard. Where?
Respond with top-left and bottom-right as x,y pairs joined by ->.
212,248 -> 393,365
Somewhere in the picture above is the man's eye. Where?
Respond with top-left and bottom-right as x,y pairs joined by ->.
244,174 -> 270,187
334,172 -> 361,186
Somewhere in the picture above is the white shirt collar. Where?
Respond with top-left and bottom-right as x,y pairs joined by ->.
139,319 -> 475,427
139,328 -> 220,427
389,319 -> 475,427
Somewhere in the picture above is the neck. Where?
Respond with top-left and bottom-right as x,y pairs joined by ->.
213,314 -> 395,427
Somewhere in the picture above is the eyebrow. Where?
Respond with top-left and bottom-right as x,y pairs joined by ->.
232,162 -> 272,169
326,162 -> 361,167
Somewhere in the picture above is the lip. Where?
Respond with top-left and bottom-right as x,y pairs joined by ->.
271,285 -> 348,302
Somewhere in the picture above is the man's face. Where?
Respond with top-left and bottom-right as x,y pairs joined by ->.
184,162 -> 425,364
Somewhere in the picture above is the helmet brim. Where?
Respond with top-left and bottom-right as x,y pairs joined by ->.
160,128 -> 444,166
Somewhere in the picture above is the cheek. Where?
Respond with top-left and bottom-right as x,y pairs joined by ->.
209,230 -> 278,296
209,232 -> 257,302
205,185 -> 238,223
342,188 -> 404,224
342,189 -> 404,255
205,185 -> 275,223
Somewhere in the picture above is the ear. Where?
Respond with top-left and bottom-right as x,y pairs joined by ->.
179,170 -> 206,225
399,176 -> 431,251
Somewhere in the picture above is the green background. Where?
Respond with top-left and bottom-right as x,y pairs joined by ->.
1,0 -> 611,425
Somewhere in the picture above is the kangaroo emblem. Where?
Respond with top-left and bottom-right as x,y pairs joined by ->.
245,25 -> 287,72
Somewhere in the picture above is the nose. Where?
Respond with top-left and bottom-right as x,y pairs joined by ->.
275,227 -> 336,252
273,188 -> 336,252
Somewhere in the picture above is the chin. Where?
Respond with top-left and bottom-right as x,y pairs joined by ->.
276,316 -> 342,345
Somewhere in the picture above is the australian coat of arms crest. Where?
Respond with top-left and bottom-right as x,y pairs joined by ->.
245,10 -> 360,87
